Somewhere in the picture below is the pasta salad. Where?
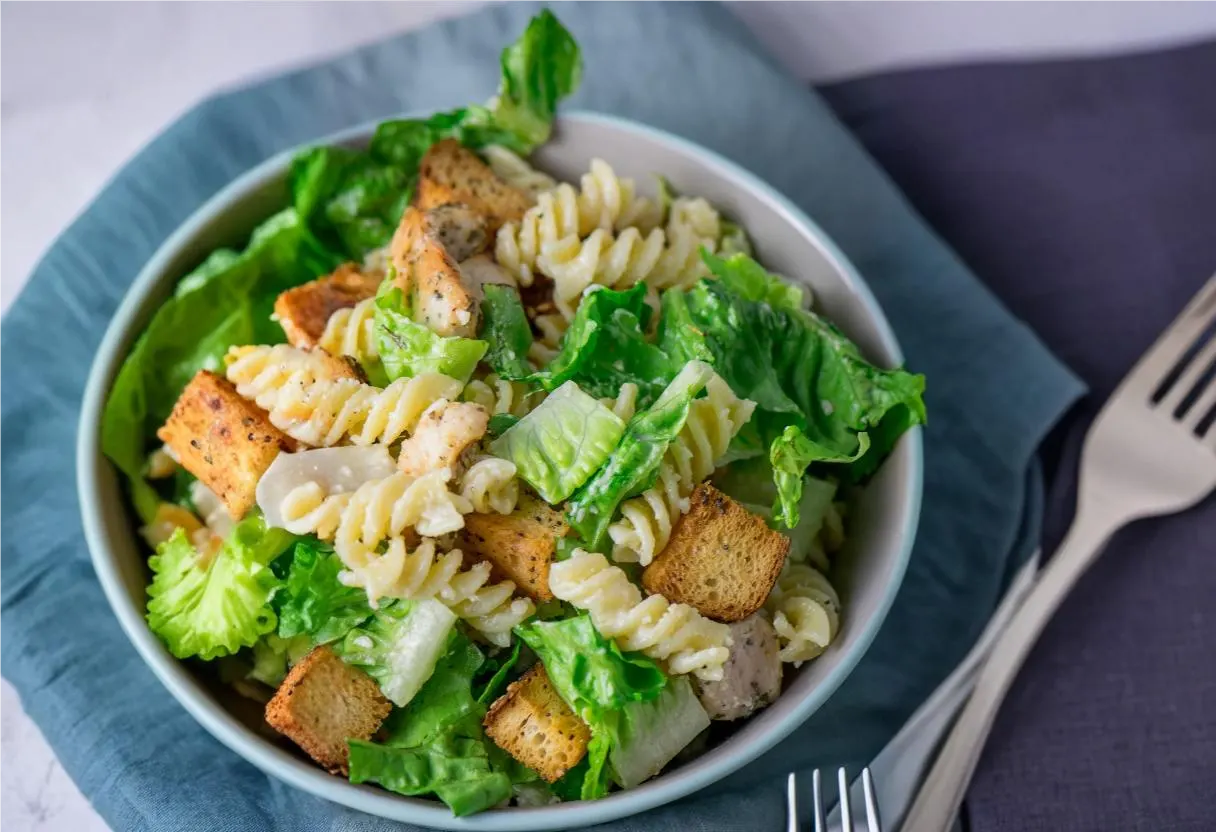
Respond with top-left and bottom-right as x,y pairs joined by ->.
101,11 -> 925,817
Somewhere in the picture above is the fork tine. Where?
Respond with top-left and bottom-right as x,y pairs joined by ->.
861,767 -> 881,832
786,773 -> 799,832
1157,329 -> 1216,415
812,768 -> 826,832
1184,376 -> 1216,434
1124,276 -> 1216,398
838,768 -> 854,832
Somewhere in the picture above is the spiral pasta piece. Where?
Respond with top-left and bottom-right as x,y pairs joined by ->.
609,375 -> 755,565
550,550 -> 732,680
482,145 -> 558,196
495,185 -> 581,288
319,297 -> 377,362
462,374 -> 541,418
574,159 -> 663,235
458,457 -> 520,515
600,382 -> 639,422
225,345 -> 462,447
528,312 -> 569,364
279,468 -> 472,545
765,563 -> 840,665
345,537 -> 533,646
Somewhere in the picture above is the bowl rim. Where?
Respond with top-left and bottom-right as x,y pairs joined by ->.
77,109 -> 922,831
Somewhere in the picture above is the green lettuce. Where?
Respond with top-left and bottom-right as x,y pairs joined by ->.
247,633 -> 313,688
348,632 -> 530,815
529,284 -> 679,405
375,287 -> 487,383
336,599 -> 457,707
146,514 -> 296,660
682,251 -> 925,525
566,360 -> 713,550
102,209 -> 340,522
273,539 -> 374,645
605,676 -> 710,789
291,11 -> 581,259
488,8 -> 583,150
479,284 -> 533,378
490,381 -> 626,503
516,615 -> 667,800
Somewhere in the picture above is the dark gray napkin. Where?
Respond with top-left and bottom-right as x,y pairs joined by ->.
823,39 -> 1216,831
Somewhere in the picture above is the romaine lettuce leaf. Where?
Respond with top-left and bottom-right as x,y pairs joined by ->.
102,209 -> 340,522
527,283 -> 677,405
348,631 -> 529,815
683,251 -> 926,524
490,381 -> 626,503
335,599 -> 457,706
516,615 -> 667,800
488,9 -> 583,150
247,633 -> 313,688
479,284 -> 533,378
146,514 -> 296,660
348,738 -> 512,817
606,676 -> 710,789
375,287 -> 487,383
566,360 -> 713,550
273,539 -> 374,645
290,11 -> 581,260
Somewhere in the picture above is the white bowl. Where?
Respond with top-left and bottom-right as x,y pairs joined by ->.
78,111 -> 923,831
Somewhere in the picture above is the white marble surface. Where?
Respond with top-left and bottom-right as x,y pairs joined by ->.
3,3 -> 1214,831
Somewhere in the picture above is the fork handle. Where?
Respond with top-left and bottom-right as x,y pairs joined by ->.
901,507 -> 1120,832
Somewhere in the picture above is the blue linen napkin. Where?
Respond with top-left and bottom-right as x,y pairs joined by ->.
0,3 -> 1084,830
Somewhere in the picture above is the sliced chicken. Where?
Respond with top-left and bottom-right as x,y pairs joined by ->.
693,614 -> 783,721
390,204 -> 490,338
397,400 -> 490,477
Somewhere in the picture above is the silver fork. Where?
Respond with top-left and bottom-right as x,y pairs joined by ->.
787,768 -> 881,832
903,276 -> 1216,832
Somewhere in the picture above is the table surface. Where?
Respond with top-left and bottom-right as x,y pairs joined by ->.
3,3 -> 1214,830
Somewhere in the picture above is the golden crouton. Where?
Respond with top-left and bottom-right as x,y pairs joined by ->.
273,264 -> 380,350
483,663 -> 589,783
265,646 -> 391,775
156,371 -> 296,518
415,139 -> 532,233
460,495 -> 567,602
642,482 -> 790,622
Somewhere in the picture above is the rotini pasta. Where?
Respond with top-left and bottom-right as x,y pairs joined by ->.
549,549 -> 733,680
225,345 -> 462,447
765,563 -> 840,665
600,382 -> 640,422
609,375 -> 755,565
462,373 -> 541,418
279,468 -> 472,546
495,185 -> 580,288
482,145 -> 558,196
319,297 -> 377,363
528,311 -> 569,364
458,457 -> 520,515
574,159 -> 663,235
345,537 -> 535,646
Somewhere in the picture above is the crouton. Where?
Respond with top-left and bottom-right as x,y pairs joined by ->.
156,371 -> 297,518
483,663 -> 589,783
389,205 -> 486,337
415,139 -> 532,233
265,646 -> 391,775
397,400 -> 489,476
642,483 -> 790,622
460,495 -> 567,601
274,264 -> 380,349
